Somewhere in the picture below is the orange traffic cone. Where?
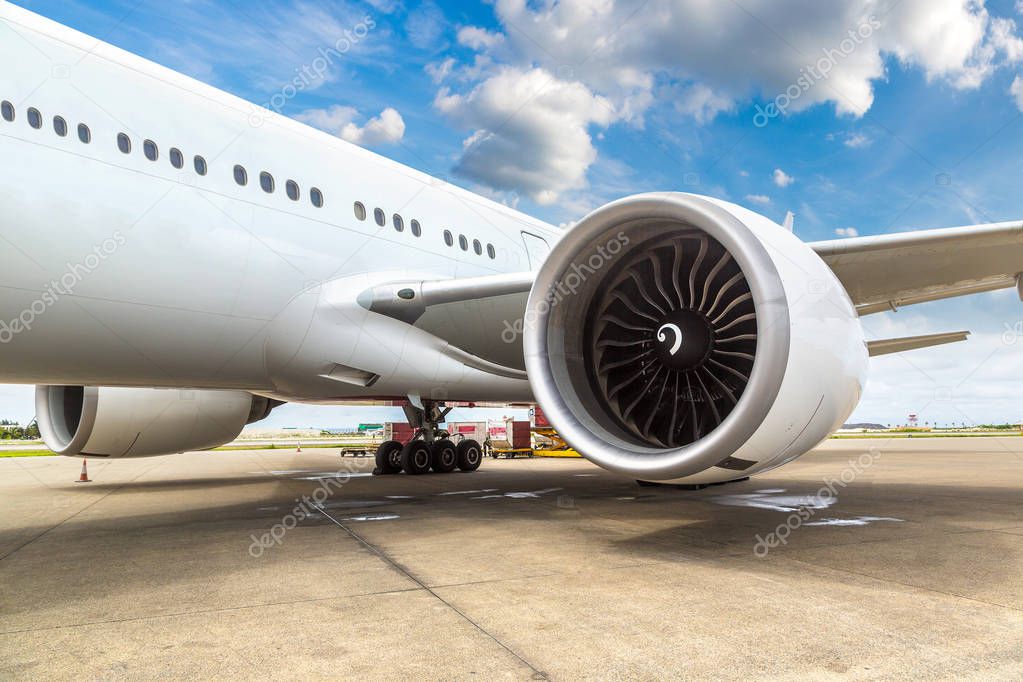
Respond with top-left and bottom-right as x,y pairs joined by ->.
296,442 -> 302,453
75,458 -> 91,483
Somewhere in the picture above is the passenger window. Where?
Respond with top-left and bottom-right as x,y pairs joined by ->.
144,140 -> 158,161
354,202 -> 367,220
310,187 -> 324,207
169,148 -> 184,169
77,123 -> 91,143
53,116 -> 67,137
234,165 -> 248,186
393,214 -> 404,232
374,208 -> 385,226
1,101 -> 13,122
473,239 -> 482,255
260,172 -> 275,194
286,180 -> 299,201
487,243 -> 496,259
411,219 -> 421,237
459,235 -> 468,251
194,155 -> 207,175
444,230 -> 453,247
117,133 -> 131,154
27,108 -> 42,129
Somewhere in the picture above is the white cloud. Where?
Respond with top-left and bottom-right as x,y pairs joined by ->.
773,168 -> 795,188
675,83 -> 734,123
364,0 -> 402,13
745,194 -> 772,206
1011,75 -> 1023,111
457,26 -> 504,51
850,297 -> 1023,426
844,132 -> 873,148
835,227 -> 860,237
340,108 -> 406,146
426,57 -> 456,84
294,104 -> 359,132
296,106 -> 406,146
405,1 -> 447,50
435,67 -> 617,204
429,0 -> 1023,205
137,2 -> 391,98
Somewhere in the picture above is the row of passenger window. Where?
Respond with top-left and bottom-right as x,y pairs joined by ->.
4,100 -> 214,175
3,100 -> 323,209
352,202 -> 423,237
231,163 -> 323,208
444,230 -> 497,259
115,132 -> 209,176
4,100 -> 93,143
5,99 -> 501,261
349,202 -> 495,259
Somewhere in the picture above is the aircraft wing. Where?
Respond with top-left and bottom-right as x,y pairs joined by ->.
811,221 -> 1023,315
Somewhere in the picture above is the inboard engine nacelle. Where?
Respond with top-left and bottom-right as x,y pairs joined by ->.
523,193 -> 868,484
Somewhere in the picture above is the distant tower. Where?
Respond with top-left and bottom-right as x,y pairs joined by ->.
908,413 -> 918,428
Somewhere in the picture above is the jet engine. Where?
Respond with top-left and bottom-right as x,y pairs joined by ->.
523,193 -> 868,484
35,386 -> 278,457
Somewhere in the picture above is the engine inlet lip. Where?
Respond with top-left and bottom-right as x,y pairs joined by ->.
35,385 -> 99,456
524,193 -> 791,480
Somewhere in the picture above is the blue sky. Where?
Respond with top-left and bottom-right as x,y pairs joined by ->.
5,0 -> 1023,428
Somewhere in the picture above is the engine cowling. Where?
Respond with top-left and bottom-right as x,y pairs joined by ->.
36,386 -> 277,457
523,193 -> 868,483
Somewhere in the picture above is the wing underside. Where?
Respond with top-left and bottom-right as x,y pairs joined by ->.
811,221 -> 1023,315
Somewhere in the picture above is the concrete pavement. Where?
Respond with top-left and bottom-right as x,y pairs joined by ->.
1,438 -> 1022,679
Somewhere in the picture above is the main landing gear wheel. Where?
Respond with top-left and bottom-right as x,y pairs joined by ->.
456,439 -> 483,472
401,441 -> 433,475
374,440 -> 403,475
430,439 -> 458,473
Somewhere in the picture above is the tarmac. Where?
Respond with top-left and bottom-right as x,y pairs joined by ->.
1,437 -> 1022,680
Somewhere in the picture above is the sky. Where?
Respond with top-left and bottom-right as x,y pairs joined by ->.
4,0 -> 1023,428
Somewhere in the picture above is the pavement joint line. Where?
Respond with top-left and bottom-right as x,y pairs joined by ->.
426,571 -> 564,590
310,502 -> 550,680
0,586 -> 426,636
781,555 -> 1023,614
0,459 -> 167,563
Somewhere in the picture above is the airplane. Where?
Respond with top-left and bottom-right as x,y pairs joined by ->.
2,3 -> 1021,485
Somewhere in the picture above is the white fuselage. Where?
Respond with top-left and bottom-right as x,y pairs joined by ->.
0,3 -> 557,403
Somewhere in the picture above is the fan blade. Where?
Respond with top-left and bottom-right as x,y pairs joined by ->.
687,236 -> 709,308
697,251 -> 731,311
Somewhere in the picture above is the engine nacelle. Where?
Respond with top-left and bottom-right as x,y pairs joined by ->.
36,386 -> 276,458
523,193 -> 868,483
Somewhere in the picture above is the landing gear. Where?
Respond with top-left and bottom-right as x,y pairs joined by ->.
375,440 -> 404,475
373,400 -> 483,476
400,441 -> 433,475
430,439 -> 458,473
456,439 -> 483,472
